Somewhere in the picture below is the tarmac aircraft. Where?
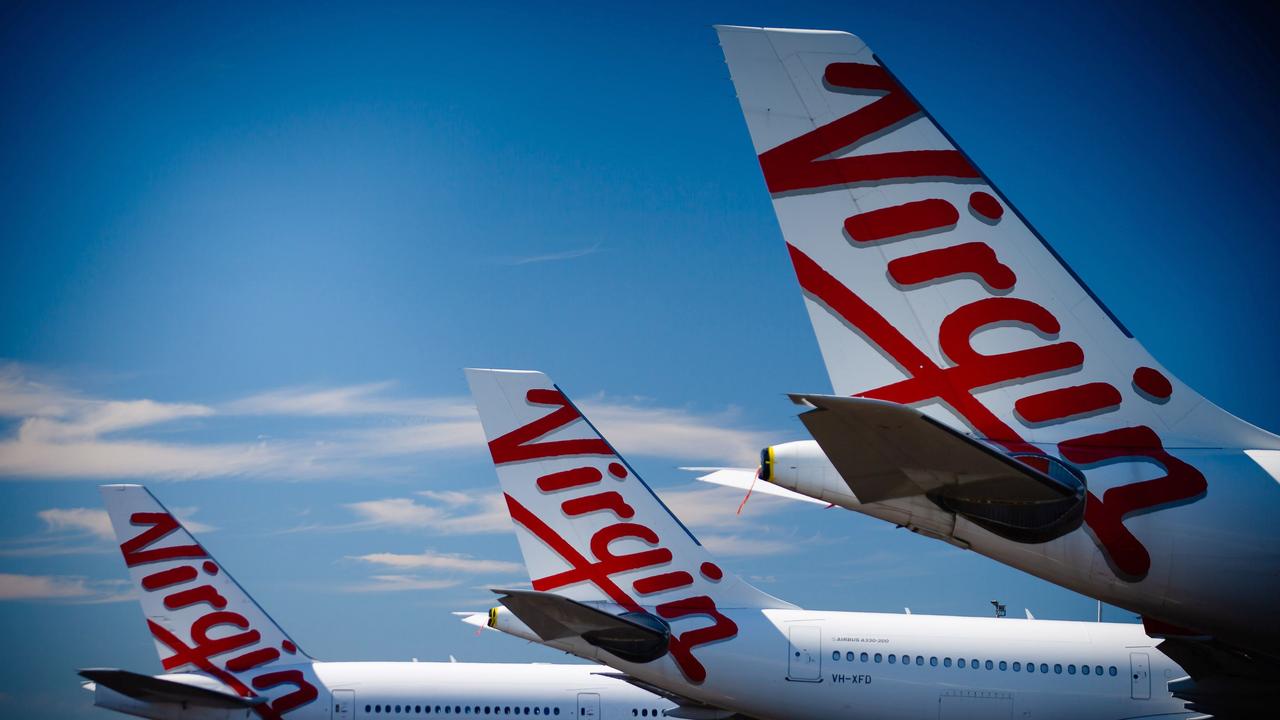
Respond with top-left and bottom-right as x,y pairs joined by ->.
705,25 -> 1280,716
464,368 -> 1194,720
83,484 -> 677,720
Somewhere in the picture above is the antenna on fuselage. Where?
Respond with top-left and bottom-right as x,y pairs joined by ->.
991,601 -> 1006,618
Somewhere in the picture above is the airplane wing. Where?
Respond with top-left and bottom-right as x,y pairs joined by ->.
493,589 -> 670,664
78,669 -> 265,709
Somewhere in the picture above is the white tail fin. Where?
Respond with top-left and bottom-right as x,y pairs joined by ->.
100,484 -> 320,719
715,25 -> 1278,452
465,369 -> 790,681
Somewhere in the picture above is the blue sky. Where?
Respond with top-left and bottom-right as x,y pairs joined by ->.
3,1 -> 1280,717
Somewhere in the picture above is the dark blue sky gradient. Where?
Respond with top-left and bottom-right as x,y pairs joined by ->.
2,2 -> 1278,718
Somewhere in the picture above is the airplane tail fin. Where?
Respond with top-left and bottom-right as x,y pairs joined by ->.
100,484 -> 320,715
465,369 -> 791,681
715,25 -> 1278,452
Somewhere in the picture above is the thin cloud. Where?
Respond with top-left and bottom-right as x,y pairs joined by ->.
224,383 -> 473,418
0,506 -> 213,557
344,493 -> 511,535
0,363 -> 782,480
699,533 -> 796,557
495,243 -> 601,266
0,573 -> 133,603
36,508 -> 113,541
349,550 -> 522,574
343,575 -> 464,593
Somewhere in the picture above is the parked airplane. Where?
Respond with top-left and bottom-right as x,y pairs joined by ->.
464,368 -> 1193,720
710,25 -> 1280,713
83,484 -> 679,720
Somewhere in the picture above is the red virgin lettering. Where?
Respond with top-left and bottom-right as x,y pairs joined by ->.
121,512 -> 206,567
141,565 -> 198,591
163,584 -> 228,611
561,491 -> 635,519
1059,427 -> 1207,579
887,242 -> 1016,291
633,571 -> 694,596
251,670 -> 319,718
1015,383 -> 1122,426
844,199 -> 959,244
538,466 -> 603,492
488,389 -> 611,464
759,63 -> 977,194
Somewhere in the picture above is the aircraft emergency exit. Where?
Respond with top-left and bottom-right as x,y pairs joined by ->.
711,25 -> 1280,715
465,368 -> 1197,720
85,484 -> 679,720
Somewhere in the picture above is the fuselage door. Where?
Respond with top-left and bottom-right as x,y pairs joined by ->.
332,689 -> 354,720
1129,653 -> 1151,700
577,692 -> 600,718
787,625 -> 822,682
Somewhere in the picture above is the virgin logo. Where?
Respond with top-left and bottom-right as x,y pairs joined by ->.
489,388 -> 738,683
764,62 -> 1206,581
120,513 -> 318,719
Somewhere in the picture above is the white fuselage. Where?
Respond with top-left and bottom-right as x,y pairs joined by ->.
497,607 -> 1192,720
766,439 -> 1280,655
92,661 -> 675,720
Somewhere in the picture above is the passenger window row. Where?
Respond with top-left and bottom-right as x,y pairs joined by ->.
365,704 -> 562,716
829,651 -> 1118,678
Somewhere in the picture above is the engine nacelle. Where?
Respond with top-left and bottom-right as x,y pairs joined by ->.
760,441 -> 858,505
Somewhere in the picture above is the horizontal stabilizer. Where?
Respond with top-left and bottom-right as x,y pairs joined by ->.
685,467 -> 827,505
78,669 -> 265,709
493,589 -> 670,663
791,394 -> 1072,503
791,394 -> 1087,542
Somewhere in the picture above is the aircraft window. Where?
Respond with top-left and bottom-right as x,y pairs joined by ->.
1068,664 -> 1076,675
417,706 -> 422,713
1012,662 -> 1021,671
943,657 -> 951,667
874,653 -> 882,663
971,658 -> 979,670
438,707 -> 443,713
632,711 -> 637,717
930,657 -> 938,667
915,656 -> 923,666
1081,664 -> 1090,675
957,659 -> 966,668
1109,666 -> 1117,676
999,661 -> 1007,671
535,708 -> 540,715
984,660 -> 993,670
846,651 -> 854,662
860,652 -> 868,662
1040,663 -> 1049,673
1095,665 -> 1103,676
1054,664 -> 1063,674
888,654 -> 896,664
397,706 -> 402,714
833,651 -> 840,661
367,706 -> 373,714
